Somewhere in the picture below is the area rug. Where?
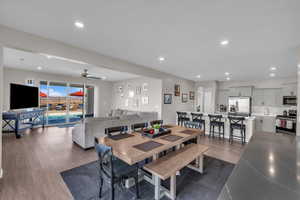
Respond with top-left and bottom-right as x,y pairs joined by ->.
61,157 -> 234,200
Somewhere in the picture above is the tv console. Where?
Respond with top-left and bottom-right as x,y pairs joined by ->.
2,108 -> 45,138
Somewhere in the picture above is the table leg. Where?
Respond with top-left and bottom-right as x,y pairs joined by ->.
195,135 -> 201,166
199,155 -> 204,173
170,174 -> 176,200
154,175 -> 161,200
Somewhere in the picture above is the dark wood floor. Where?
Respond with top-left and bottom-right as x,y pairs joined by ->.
0,127 -> 245,200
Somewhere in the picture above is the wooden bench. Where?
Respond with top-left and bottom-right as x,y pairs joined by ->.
144,143 -> 209,200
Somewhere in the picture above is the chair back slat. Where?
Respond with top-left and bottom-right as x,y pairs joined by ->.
191,113 -> 203,121
105,125 -> 128,136
94,142 -> 113,179
131,122 -> 148,131
228,116 -> 245,126
208,114 -> 223,122
184,121 -> 201,129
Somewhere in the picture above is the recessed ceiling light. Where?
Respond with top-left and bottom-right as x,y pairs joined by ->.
158,56 -> 165,62
220,40 -> 229,46
196,75 -> 201,78
37,66 -> 42,70
74,21 -> 84,29
270,66 -> 277,71
102,76 -> 107,80
270,73 -> 275,77
225,72 -> 230,76
298,64 -> 300,68
226,77 -> 231,81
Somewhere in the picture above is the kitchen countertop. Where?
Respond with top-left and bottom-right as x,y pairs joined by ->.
184,111 -> 256,120
252,113 -> 277,117
218,132 -> 300,200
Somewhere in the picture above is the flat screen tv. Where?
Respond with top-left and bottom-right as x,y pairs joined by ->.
10,83 -> 39,110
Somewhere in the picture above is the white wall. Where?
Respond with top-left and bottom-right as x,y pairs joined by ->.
112,77 -> 162,118
195,81 -> 218,113
3,68 -> 113,117
162,78 -> 195,124
0,46 -> 3,177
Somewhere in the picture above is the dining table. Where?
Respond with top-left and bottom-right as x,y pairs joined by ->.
98,125 -> 207,200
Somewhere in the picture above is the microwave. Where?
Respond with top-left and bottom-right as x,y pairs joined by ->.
283,96 -> 297,105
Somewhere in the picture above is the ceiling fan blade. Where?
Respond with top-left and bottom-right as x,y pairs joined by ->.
86,75 -> 102,79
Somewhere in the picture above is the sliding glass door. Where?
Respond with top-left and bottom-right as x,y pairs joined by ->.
48,82 -> 68,124
39,81 -> 94,125
69,84 -> 84,122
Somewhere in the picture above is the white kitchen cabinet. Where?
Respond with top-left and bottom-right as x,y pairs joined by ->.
229,86 -> 253,97
252,88 -> 281,106
252,89 -> 264,106
217,89 -> 229,105
282,83 -> 297,96
255,116 -> 263,132
254,115 -> 275,133
262,116 -> 276,132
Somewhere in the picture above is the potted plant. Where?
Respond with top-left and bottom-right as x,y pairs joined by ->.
152,124 -> 161,134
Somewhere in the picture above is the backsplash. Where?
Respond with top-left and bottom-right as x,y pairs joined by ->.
252,106 -> 297,115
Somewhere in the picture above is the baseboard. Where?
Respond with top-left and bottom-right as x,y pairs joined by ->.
0,168 -> 3,178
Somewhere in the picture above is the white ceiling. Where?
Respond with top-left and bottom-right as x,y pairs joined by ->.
0,0 -> 299,81
3,47 -> 139,81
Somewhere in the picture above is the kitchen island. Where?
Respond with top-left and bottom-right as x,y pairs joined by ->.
182,112 -> 255,142
218,132 -> 300,200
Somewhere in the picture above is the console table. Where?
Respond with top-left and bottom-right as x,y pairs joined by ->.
2,108 -> 45,138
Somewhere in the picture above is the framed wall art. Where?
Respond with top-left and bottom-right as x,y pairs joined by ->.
182,93 -> 188,103
189,91 -> 195,100
164,94 -> 172,104
174,84 -> 180,96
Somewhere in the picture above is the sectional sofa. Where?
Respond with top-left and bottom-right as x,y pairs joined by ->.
72,109 -> 158,149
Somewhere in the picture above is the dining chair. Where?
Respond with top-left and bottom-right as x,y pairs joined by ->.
105,125 -> 128,137
94,138 -> 140,200
150,120 -> 163,126
131,122 -> 148,132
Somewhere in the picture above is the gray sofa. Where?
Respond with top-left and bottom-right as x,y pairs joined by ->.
72,109 -> 158,149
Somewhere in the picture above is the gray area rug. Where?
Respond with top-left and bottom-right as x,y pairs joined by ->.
61,157 -> 234,200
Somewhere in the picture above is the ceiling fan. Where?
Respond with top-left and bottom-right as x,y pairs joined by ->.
81,69 -> 104,80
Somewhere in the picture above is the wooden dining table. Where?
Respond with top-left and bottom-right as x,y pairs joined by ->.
97,125 -> 207,199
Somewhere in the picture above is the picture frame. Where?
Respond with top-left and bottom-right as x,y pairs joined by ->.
189,91 -> 195,100
136,86 -> 142,95
142,83 -> 148,91
174,84 -> 180,96
142,96 -> 149,105
182,93 -> 188,103
164,94 -> 172,104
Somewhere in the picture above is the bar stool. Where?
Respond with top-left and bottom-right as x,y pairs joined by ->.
191,113 -> 205,132
228,116 -> 246,144
176,112 -> 190,126
208,114 -> 224,139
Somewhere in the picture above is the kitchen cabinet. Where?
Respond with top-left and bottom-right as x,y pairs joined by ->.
217,89 -> 229,105
282,83 -> 297,96
254,115 -> 276,133
252,88 -> 281,106
229,86 -> 253,97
